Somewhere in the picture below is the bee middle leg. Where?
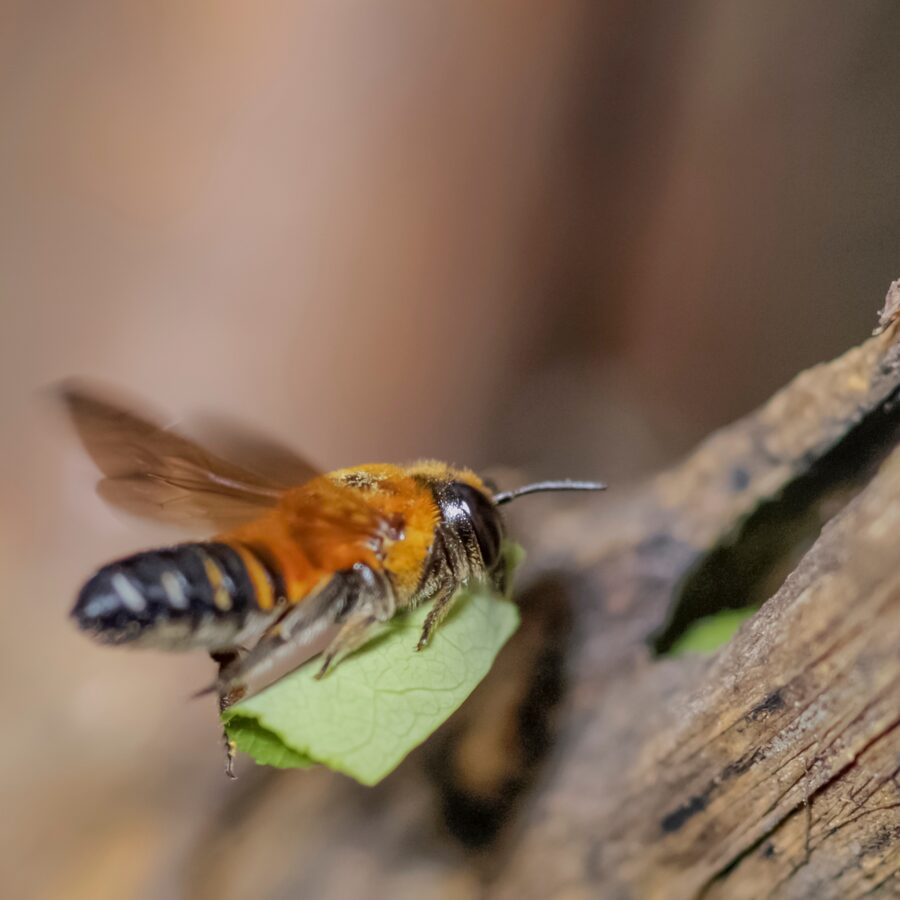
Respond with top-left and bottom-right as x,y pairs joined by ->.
315,613 -> 392,679
216,563 -> 396,693
315,562 -> 398,677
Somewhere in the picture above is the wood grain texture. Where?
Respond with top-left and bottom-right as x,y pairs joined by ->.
498,435 -> 900,899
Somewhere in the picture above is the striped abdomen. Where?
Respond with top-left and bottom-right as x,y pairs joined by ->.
72,542 -> 284,651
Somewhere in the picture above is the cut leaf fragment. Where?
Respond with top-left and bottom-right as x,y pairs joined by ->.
223,545 -> 523,785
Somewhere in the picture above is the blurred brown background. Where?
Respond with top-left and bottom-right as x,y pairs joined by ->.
1,2 -> 899,898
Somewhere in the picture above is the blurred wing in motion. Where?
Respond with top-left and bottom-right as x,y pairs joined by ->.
57,381 -> 315,530
185,411 -> 320,488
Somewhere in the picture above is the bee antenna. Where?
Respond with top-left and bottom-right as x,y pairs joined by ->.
493,480 -> 607,505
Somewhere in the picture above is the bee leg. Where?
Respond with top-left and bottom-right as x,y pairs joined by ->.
416,582 -> 460,651
315,613 -> 392,679
210,649 -> 246,779
414,524 -> 485,651
215,564 -> 397,691
314,563 -> 397,678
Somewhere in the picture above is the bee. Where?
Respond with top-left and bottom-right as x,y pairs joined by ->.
61,384 -> 604,774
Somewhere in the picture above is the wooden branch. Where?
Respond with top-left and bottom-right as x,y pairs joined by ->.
490,318 -> 900,899
499,431 -> 900,900
185,316 -> 900,900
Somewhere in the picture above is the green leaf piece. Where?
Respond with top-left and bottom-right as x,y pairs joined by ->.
224,718 -> 314,770
223,545 -> 523,785
668,607 -> 757,656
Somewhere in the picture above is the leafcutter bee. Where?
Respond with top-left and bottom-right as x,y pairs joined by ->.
61,383 -> 604,774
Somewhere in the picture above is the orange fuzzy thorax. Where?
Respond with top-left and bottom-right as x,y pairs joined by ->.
217,462 -> 483,608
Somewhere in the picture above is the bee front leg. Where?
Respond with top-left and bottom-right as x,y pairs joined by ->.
414,525 -> 483,651
416,582 -> 460,651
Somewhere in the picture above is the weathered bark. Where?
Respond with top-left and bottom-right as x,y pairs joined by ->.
185,311 -> 900,900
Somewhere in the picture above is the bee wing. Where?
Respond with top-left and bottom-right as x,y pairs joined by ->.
184,411 -> 320,487
57,381 -> 305,530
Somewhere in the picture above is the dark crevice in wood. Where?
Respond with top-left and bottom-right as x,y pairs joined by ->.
652,392 -> 900,654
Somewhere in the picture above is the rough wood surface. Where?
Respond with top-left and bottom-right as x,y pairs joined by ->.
182,319 -> 900,899
499,436 -> 900,899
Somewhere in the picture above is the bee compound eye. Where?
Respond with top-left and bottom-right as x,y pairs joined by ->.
442,482 -> 504,568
